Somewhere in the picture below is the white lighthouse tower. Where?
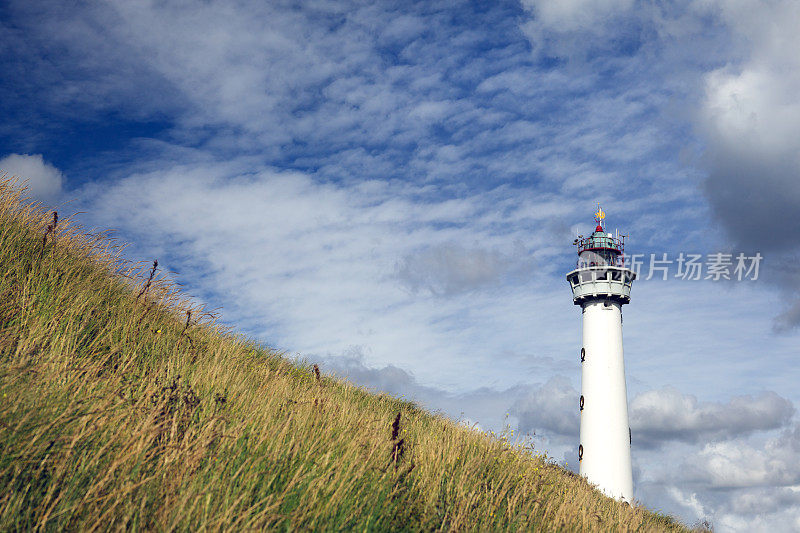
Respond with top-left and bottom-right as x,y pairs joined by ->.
566,207 -> 636,502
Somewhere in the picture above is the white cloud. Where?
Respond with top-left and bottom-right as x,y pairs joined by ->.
76,157 -> 578,391
666,486 -> 707,524
692,0 -> 800,330
703,67 -> 800,157
634,418 -> 800,530
0,153 -> 63,202
396,243 -> 526,295
518,0 -> 639,58
699,0 -> 800,253
684,422 -> 800,489
510,375 -> 578,437
630,387 -> 794,448
520,0 -> 635,32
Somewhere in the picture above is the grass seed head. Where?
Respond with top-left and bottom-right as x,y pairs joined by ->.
391,412 -> 401,441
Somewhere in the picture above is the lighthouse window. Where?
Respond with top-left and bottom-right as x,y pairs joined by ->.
611,270 -> 622,281
569,275 -> 578,286
579,271 -> 594,283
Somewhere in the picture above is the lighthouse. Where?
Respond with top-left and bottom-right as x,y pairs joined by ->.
566,207 -> 635,502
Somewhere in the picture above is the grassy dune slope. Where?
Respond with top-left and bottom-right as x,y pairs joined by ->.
0,181 -> 689,531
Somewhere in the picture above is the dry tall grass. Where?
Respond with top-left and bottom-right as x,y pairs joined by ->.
0,180 -> 694,531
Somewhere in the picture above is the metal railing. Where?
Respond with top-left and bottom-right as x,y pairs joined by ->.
574,233 -> 625,256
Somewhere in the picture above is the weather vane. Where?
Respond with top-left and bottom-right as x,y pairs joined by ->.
594,205 -> 605,224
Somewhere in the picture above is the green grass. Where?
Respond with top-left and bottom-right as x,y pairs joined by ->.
0,179 -> 698,531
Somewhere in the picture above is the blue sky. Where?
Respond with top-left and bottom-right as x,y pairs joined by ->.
3,0 -> 800,529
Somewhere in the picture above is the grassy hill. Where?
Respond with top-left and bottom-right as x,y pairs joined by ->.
0,180 -> 692,531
